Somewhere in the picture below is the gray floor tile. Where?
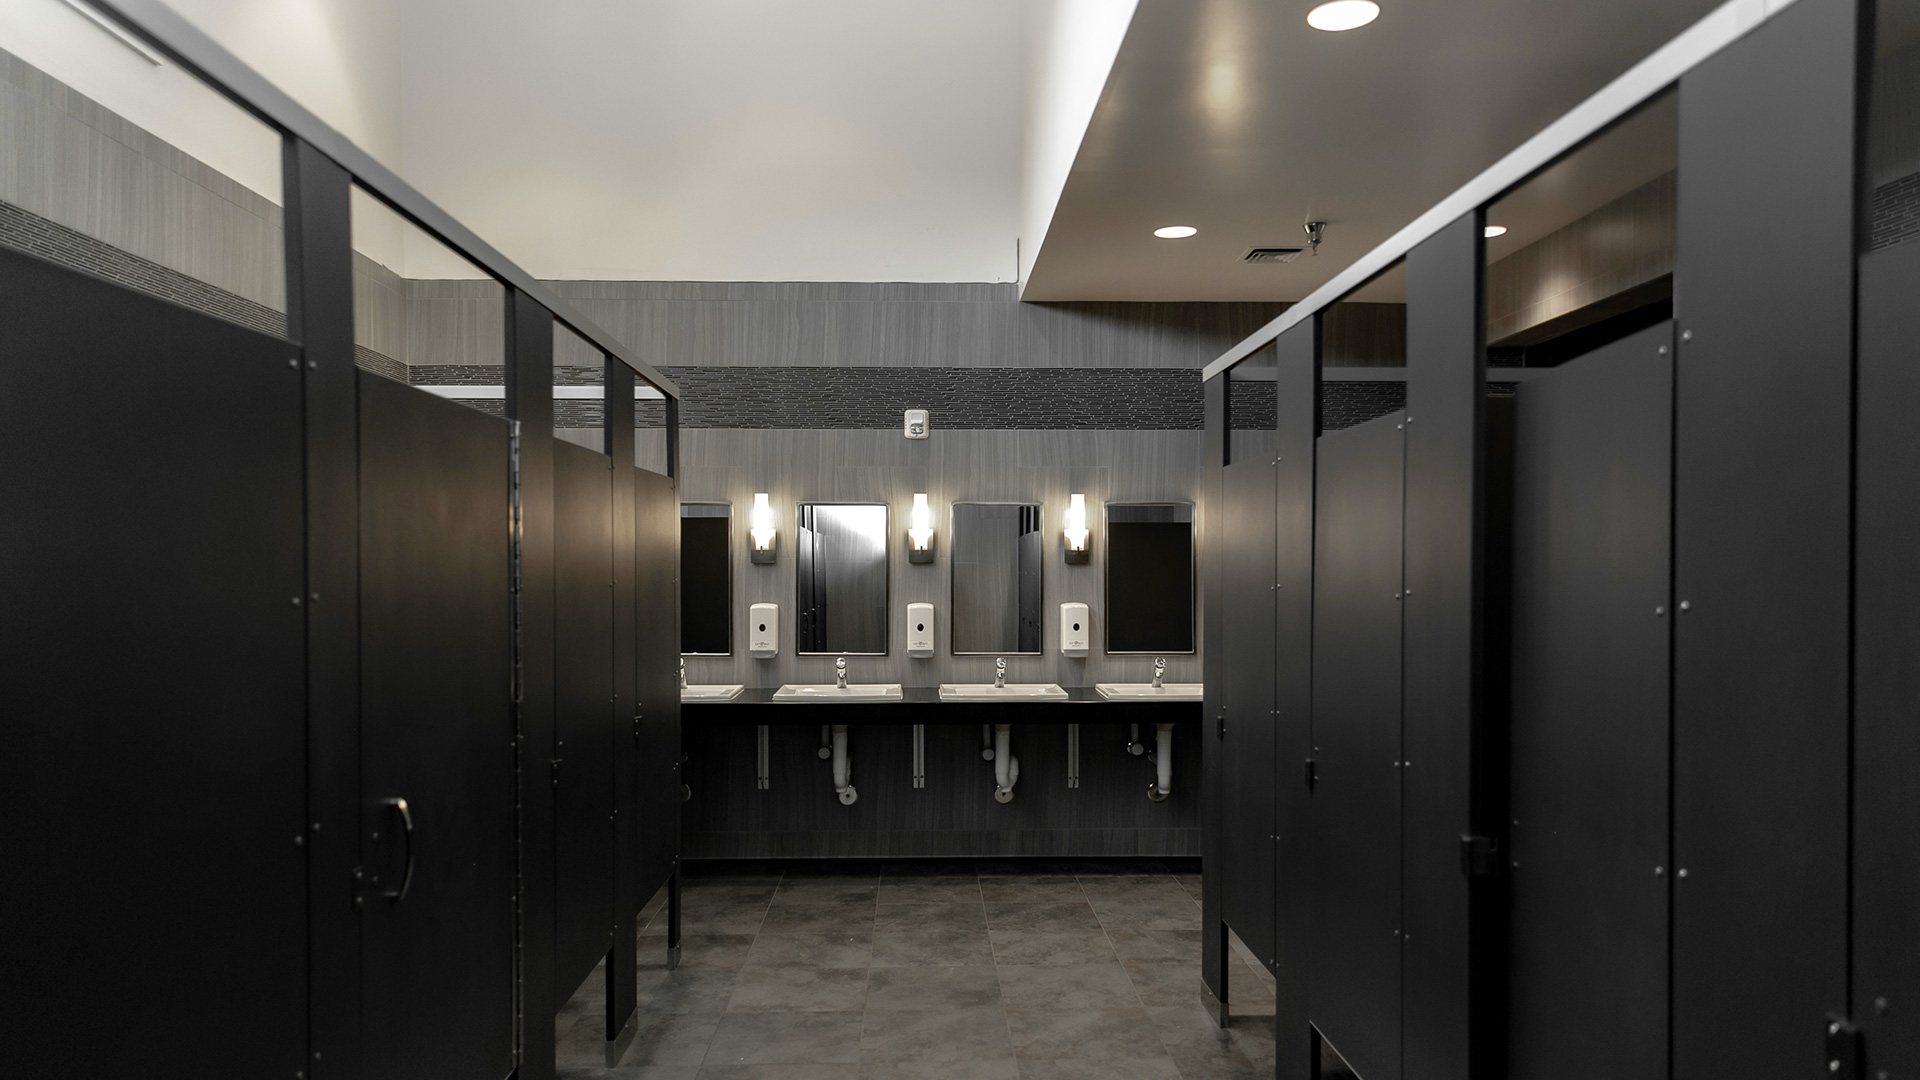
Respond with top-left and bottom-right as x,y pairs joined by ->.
1074,876 -> 1186,902
985,902 -> 1104,933
1089,897 -> 1203,931
682,884 -> 780,905
637,967 -> 744,1015
860,1058 -> 1020,1079
870,926 -> 997,967
988,929 -> 1117,966
865,965 -> 1003,1010
874,901 -> 987,931
1003,1007 -> 1168,1061
877,878 -> 982,903
859,1005 -> 1015,1061
727,966 -> 870,1012
638,934 -> 756,972
706,1012 -> 866,1065
1119,961 -> 1206,1008
746,932 -> 875,969
1104,925 -> 1200,963
1014,1058 -> 1182,1079
996,963 -> 1140,1009
619,1013 -> 722,1068
762,901 -> 877,934
774,881 -> 881,906
979,878 -> 1086,903
597,1066 -> 703,1080
698,1065 -> 857,1080
679,901 -> 774,935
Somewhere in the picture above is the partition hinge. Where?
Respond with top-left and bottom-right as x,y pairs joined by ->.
1216,713 -> 1226,740
1305,758 -> 1317,791
1459,834 -> 1500,877
1825,1015 -> 1862,1080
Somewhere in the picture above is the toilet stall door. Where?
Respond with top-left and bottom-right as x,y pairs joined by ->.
0,248 -> 308,1074
1220,454 -> 1279,970
1307,410 -> 1407,1080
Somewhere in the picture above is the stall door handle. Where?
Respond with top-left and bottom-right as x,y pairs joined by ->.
383,798 -> 415,904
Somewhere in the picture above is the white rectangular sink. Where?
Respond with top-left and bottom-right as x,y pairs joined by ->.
681,684 -> 745,703
938,683 -> 1069,702
772,683 -> 904,703
1095,683 -> 1204,702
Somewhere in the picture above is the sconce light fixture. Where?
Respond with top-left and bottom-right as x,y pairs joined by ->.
1064,493 -> 1091,565
749,492 -> 777,564
907,493 -> 935,563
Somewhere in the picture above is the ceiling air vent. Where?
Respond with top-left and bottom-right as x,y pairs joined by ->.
1244,247 -> 1304,264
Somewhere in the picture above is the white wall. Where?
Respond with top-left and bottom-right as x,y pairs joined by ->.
1018,0 -> 1138,291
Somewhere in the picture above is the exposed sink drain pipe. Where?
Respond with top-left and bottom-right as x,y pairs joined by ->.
830,724 -> 856,805
992,724 -> 1019,803
1148,723 -> 1173,802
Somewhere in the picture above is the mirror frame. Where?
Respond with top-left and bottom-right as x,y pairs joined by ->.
948,500 -> 1045,657
679,501 -> 733,656
1103,501 -> 1197,656
794,501 -> 891,657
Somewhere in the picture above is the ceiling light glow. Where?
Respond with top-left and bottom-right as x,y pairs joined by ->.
1483,225 -> 1508,238
1154,225 -> 1199,239
1307,1 -> 1380,32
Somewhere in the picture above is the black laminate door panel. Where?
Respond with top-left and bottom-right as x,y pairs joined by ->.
357,374 -> 516,1079
636,468 -> 682,899
1507,323 -> 1672,1080
1671,0 -> 1857,1073
1221,458 -> 1279,969
1854,236 -> 1920,1074
554,438 -> 616,998
1308,410 -> 1405,1080
0,248 -> 307,1074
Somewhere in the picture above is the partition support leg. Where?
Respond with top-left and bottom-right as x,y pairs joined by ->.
666,870 -> 683,970
1202,917 -> 1231,1028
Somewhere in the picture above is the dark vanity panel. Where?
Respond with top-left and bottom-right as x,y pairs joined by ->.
681,506 -> 731,655
1308,410 -> 1406,1080
553,438 -> 617,999
1507,323 -> 1671,1080
1671,0 -> 1857,1072
357,374 -> 515,1079
0,247 -> 308,1074
1106,505 -> 1195,654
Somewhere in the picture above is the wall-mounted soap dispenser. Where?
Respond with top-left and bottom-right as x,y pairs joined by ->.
749,603 -> 779,658
907,603 -> 935,657
1060,602 -> 1089,657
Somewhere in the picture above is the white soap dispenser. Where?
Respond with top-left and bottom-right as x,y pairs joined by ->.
749,603 -> 779,658
907,602 -> 935,657
1060,602 -> 1089,657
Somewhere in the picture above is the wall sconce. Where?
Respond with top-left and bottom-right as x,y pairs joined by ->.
907,493 -> 935,563
1064,493 -> 1091,565
749,492 -> 777,564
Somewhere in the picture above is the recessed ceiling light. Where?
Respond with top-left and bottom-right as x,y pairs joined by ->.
1483,224 -> 1508,238
1154,225 -> 1199,239
1307,1 -> 1380,32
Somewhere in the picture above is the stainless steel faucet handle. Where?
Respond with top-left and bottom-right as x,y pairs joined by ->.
1154,657 -> 1167,668
996,657 -> 1007,670
836,656 -> 847,670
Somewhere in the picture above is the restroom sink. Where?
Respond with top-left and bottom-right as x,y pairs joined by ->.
772,683 -> 904,703
1095,683 -> 1205,702
681,684 -> 745,703
938,683 -> 1069,702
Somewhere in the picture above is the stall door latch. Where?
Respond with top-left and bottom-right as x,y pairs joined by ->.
1459,834 -> 1501,877
1304,758 -> 1318,791
1825,1015 -> 1862,1080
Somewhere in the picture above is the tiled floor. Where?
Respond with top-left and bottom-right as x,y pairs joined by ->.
556,861 -> 1278,1079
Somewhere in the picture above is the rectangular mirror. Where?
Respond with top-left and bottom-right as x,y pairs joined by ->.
796,503 -> 889,655
680,503 -> 731,655
950,502 -> 1043,655
1106,503 -> 1195,654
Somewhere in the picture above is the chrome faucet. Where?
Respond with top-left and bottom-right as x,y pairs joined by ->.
994,657 -> 1007,689
679,657 -> 687,690
836,656 -> 849,689
1153,657 -> 1167,690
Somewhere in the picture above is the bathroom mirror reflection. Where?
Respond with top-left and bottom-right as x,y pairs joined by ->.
681,503 -> 731,655
950,502 -> 1043,655
1105,503 -> 1195,654
796,503 -> 889,655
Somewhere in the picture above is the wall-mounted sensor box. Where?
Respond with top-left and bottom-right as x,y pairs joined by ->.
1060,602 -> 1089,657
749,603 -> 779,658
907,602 -> 935,657
904,408 -> 930,440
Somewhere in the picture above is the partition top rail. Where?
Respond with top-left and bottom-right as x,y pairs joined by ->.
89,0 -> 679,401
1200,0 -> 1802,383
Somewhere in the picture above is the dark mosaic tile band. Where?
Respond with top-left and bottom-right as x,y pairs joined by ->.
1870,171 -> 1920,252
1,200 -> 407,383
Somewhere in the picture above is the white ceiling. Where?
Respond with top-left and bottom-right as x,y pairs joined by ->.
1022,0 -> 1722,301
